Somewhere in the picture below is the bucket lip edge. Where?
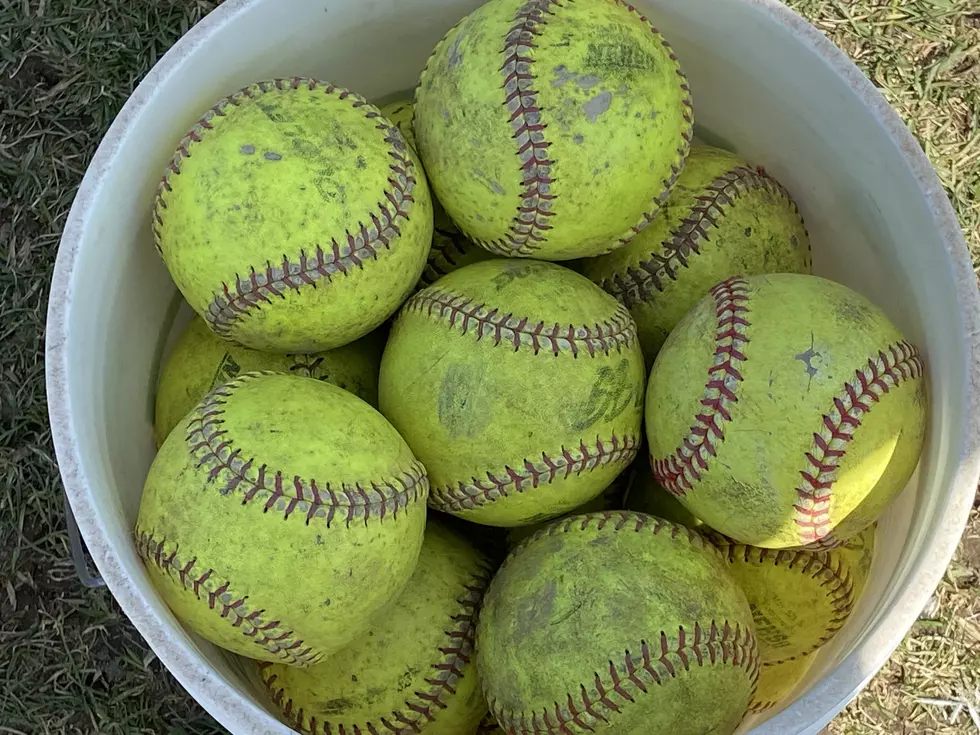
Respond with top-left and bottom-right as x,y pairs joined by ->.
722,0 -> 980,733
44,0 -> 292,733
43,0 -> 980,734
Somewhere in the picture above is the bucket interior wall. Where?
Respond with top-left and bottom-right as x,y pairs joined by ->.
53,1 -> 973,733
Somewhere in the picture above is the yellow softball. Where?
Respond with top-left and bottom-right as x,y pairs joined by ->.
647,273 -> 927,547
153,316 -> 383,446
749,656 -> 814,714
379,260 -> 645,527
710,524 -> 875,671
134,373 -> 427,664
414,0 -> 693,261
154,78 -> 433,353
581,145 -> 811,363
477,511 -> 760,734
258,520 -> 492,733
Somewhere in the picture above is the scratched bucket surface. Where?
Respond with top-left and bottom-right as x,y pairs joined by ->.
45,0 -> 980,733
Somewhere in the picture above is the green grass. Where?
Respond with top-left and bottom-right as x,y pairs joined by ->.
0,0 -> 977,733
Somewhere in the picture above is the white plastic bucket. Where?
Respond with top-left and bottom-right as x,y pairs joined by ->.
46,0 -> 980,732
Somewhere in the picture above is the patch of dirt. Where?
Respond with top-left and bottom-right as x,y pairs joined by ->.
1,54 -> 59,94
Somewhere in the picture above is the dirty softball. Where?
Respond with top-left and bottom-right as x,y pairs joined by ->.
711,525 -> 875,665
646,274 -> 926,548
414,0 -> 693,261
379,259 -> 645,527
477,511 -> 759,734
135,373 -> 427,664
154,78 -> 433,353
715,525 -> 876,712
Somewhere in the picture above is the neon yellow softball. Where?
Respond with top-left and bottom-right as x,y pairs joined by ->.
379,260 -> 645,527
414,0 -> 693,260
153,316 -> 383,446
647,274 -> 926,548
710,524 -> 875,670
135,373 -> 427,664
154,78 -> 433,352
712,526 -> 874,714
258,521 -> 491,733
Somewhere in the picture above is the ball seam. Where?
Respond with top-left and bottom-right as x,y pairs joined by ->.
259,563 -> 494,734
134,528 -> 321,666
481,0 -> 563,257
428,433 -> 640,514
601,166 -> 809,309
187,372 -> 428,527
718,541 -> 857,664
468,0 -> 694,258
650,276 -> 751,495
489,619 -> 760,734
502,511 -> 723,577
153,77 -> 420,342
403,286 -> 638,357
794,341 -> 922,544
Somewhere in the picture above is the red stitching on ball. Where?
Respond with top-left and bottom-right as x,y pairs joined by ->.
134,529 -> 321,666
794,341 -> 922,544
260,565 -> 493,734
472,0 -> 694,258
651,277 -> 751,496
152,78 -> 418,340
186,374 -> 427,527
429,435 -> 640,514
509,511 -> 717,557
405,288 -> 637,357
490,621 -> 759,734
604,166 -> 806,309
477,0 -> 563,257
719,542 -> 857,663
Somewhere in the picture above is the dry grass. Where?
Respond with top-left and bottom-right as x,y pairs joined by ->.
791,0 -> 980,262
0,0 -> 976,732
830,510 -> 980,734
